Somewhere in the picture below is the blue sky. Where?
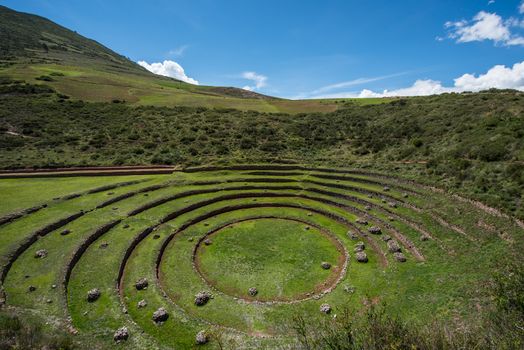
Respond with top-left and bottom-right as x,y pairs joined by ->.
3,0 -> 524,98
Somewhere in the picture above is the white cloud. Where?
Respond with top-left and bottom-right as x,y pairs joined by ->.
137,60 -> 199,85
168,45 -> 189,57
520,1 -> 524,14
241,71 -> 267,91
306,61 -> 524,98
444,11 -> 524,46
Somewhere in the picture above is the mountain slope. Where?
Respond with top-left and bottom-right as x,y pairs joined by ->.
0,5 -> 368,113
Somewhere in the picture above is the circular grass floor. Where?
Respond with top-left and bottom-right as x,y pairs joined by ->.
194,218 -> 345,301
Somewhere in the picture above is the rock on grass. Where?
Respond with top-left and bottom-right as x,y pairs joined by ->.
113,327 -> 129,342
152,307 -> 169,323
87,288 -> 101,302
195,330 -> 208,345
195,291 -> 212,306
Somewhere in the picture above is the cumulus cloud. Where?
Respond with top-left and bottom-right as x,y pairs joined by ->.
307,61 -> 524,99
520,1 -> 524,14
444,11 -> 524,46
241,71 -> 267,91
137,60 -> 199,85
360,61 -> 524,98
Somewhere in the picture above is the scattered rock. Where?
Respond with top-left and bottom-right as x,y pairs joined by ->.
123,224 -> 130,229
368,227 -> 382,235
365,205 -> 372,211
204,239 -> 212,246
135,278 -> 149,290
188,237 -> 194,242
304,226 -> 310,231
152,307 -> 169,323
204,222 -> 209,226
138,299 -> 148,308
60,229 -> 71,236
402,193 -> 409,198
248,287 -> 258,296
355,251 -> 368,263
307,213 -> 313,217
394,252 -> 407,262
112,207 -> 118,211
382,235 -> 392,242
113,326 -> 129,342
320,303 -> 331,314
34,249 -> 48,259
388,216 -> 395,221
107,192 -> 114,196
321,262 -> 331,270
153,234 -> 160,239
87,288 -> 101,302
383,186 -> 390,192
144,193 -> 149,197
46,299 -> 52,304
24,275 -> 30,279
354,242 -> 365,252
99,242 -> 109,249
420,235 -> 430,241
381,199 -> 386,203
388,202 -> 397,208
51,284 -> 57,289
356,218 -> 368,225
387,240 -> 401,253
196,330 -> 208,345
347,230 -> 358,240
28,285 -> 36,292
195,291 -> 212,306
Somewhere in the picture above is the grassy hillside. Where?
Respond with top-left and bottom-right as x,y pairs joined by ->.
0,5 -> 393,113
1,79 -> 522,218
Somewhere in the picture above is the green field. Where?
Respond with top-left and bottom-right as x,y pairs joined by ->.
0,166 -> 522,348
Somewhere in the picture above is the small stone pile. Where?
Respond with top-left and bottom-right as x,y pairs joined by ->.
382,235 -> 392,242
248,287 -> 258,296
87,288 -> 101,302
320,303 -> 331,314
368,227 -> 382,235
137,299 -> 147,308
152,307 -> 169,323
135,278 -> 148,290
321,262 -> 331,270
195,291 -> 212,306
394,252 -> 407,262
34,249 -> 48,259
204,239 -> 212,246
347,230 -> 358,240
195,330 -> 208,345
60,229 -> 71,236
113,326 -> 129,342
356,218 -> 368,225
354,242 -> 365,252
355,251 -> 368,263
387,240 -> 401,253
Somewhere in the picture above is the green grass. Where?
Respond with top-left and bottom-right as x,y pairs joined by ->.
196,218 -> 342,301
0,164 -> 522,349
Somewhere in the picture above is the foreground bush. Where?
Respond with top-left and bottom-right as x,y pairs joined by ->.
292,262 -> 524,350
0,309 -> 76,350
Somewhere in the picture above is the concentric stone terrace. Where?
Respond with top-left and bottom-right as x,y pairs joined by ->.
0,165 -> 522,349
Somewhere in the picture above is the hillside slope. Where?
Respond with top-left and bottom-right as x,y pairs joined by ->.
1,80 -> 522,218
0,5 -> 366,113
